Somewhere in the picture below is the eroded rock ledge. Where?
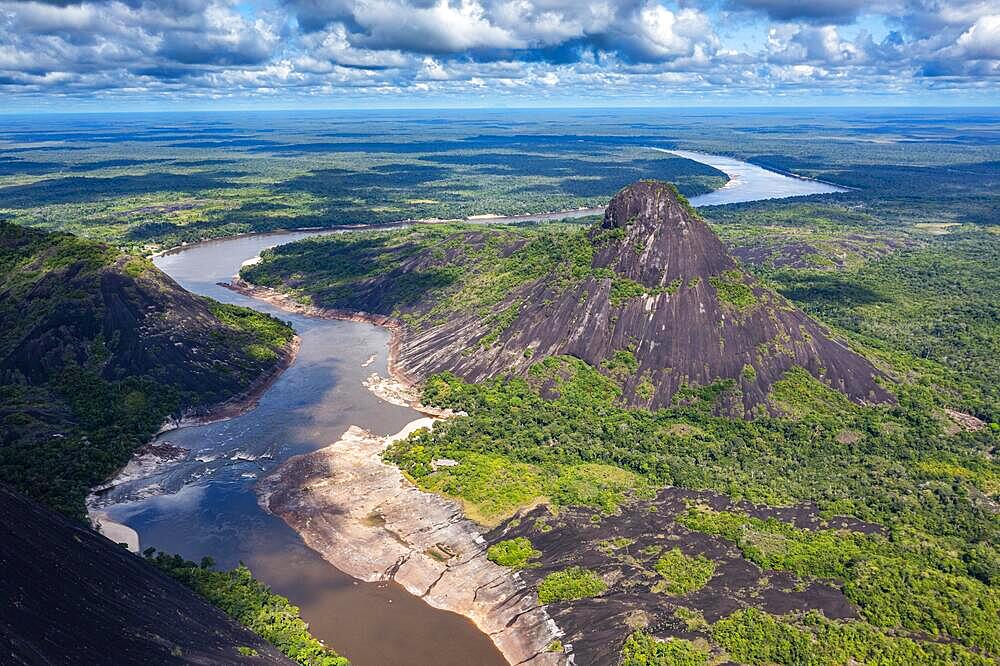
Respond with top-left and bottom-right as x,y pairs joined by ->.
257,420 -> 568,666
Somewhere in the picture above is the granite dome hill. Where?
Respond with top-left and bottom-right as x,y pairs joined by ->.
240,181 -> 893,417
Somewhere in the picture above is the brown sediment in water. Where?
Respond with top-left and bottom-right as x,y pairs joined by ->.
257,421 -> 568,666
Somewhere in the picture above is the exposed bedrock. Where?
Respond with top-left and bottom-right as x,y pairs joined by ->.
257,421 -> 567,666
397,182 -> 893,416
488,488 -> 877,666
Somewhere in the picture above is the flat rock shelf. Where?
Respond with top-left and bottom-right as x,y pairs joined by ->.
258,420 -> 566,666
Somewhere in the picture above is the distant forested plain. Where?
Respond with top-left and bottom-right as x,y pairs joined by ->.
2,108 -> 998,665
1,108 -> 994,251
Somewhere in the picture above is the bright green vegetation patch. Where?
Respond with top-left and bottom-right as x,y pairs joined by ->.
208,301 -> 295,362
388,434 -> 649,524
768,367 -> 857,420
548,463 -> 651,512
620,631 -> 710,666
713,608 -> 994,666
537,566 -> 607,604
602,349 -> 639,380
652,548 -> 716,595
681,506 -> 1000,653
707,269 -> 758,311
401,450 -> 546,524
123,256 -> 154,277
487,537 -> 541,569
916,459 -> 999,495
148,552 -> 348,666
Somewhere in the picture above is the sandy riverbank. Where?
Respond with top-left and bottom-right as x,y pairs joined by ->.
257,419 -> 568,666
88,510 -> 140,552
223,278 -> 461,418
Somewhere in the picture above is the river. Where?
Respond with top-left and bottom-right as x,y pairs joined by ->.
87,150 -> 846,665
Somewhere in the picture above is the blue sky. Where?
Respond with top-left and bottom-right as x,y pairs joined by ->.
0,0 -> 997,110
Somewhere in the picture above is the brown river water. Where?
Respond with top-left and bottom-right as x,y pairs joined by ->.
86,150 -> 843,665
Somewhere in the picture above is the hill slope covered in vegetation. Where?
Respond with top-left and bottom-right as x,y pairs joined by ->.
0,222 -> 295,517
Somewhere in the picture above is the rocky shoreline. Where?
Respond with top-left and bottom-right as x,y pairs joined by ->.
86,334 -> 300,545
156,334 -> 301,434
224,277 -> 419,390
227,276 -> 566,664
257,420 -> 567,666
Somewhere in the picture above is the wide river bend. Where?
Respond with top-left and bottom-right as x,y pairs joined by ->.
89,151 -> 846,665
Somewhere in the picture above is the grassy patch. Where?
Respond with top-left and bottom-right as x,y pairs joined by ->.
653,548 -> 716,595
768,367 -> 857,419
620,631 -> 709,666
414,452 -> 546,525
537,567 -> 607,604
708,269 -> 758,311
487,537 -> 541,569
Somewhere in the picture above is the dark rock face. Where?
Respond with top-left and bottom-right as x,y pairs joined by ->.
487,487 -> 874,666
396,181 -> 893,416
0,484 -> 292,665
591,180 -> 734,286
3,256 -> 254,401
0,223 -> 292,412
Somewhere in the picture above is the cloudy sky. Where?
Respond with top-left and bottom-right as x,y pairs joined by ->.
1,0 -> 997,110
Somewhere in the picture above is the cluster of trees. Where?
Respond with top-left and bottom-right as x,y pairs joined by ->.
619,631 -> 709,666
653,548 -> 716,596
765,231 -> 1000,423
536,566 -> 607,604
486,537 -> 540,569
147,551 -> 349,666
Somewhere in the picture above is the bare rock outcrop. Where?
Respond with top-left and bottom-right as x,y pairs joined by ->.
394,182 -> 895,416
258,421 -> 568,666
